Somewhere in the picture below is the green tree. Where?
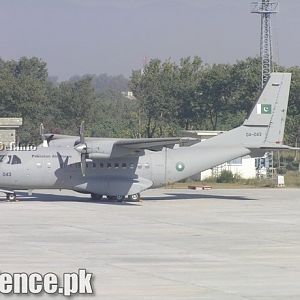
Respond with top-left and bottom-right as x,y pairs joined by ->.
284,66 -> 300,145
55,76 -> 97,134
0,57 -> 50,142
130,59 -> 179,137
176,56 -> 204,130
196,64 -> 234,130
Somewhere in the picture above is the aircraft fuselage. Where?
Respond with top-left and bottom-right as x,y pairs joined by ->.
0,143 -> 250,197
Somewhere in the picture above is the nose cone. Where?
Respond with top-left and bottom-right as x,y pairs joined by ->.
74,143 -> 87,153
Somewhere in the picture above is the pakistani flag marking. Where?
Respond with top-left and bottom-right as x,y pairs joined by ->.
257,104 -> 272,114
176,162 -> 185,172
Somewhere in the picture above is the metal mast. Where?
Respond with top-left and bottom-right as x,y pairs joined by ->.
251,1 -> 279,88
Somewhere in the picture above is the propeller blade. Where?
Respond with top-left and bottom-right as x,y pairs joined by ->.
76,121 -> 87,176
79,121 -> 85,144
81,153 -> 86,177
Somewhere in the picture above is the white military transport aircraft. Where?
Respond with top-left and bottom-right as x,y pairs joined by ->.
0,73 -> 293,201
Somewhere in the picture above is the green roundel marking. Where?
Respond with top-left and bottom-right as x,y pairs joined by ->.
176,162 -> 185,172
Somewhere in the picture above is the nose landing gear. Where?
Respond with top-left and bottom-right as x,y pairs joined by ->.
90,193 -> 103,200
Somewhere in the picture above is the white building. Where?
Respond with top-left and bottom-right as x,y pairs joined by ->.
200,156 -> 257,180
0,118 -> 23,146
121,91 -> 136,100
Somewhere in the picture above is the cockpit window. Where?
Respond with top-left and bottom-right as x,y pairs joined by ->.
12,155 -> 21,165
0,155 -> 10,164
0,155 -> 22,164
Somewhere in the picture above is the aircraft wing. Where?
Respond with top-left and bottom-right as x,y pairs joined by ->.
86,137 -> 196,159
44,133 -> 77,140
114,138 -> 185,151
44,133 -> 199,152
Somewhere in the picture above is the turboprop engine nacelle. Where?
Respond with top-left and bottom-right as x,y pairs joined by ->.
76,140 -> 143,159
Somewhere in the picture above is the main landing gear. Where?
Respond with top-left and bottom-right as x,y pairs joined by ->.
107,195 -> 125,202
127,193 -> 141,202
90,193 -> 141,202
6,193 -> 17,201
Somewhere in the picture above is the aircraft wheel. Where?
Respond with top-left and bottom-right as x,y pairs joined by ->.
116,195 -> 125,202
6,193 -> 16,201
107,195 -> 125,202
91,193 -> 102,200
128,193 -> 141,202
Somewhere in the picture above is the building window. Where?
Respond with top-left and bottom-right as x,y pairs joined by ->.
121,163 -> 127,168
114,163 -> 119,169
228,157 -> 242,166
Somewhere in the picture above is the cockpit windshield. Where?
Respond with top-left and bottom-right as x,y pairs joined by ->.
0,155 -> 22,164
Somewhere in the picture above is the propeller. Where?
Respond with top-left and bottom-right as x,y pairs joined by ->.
75,121 -> 87,177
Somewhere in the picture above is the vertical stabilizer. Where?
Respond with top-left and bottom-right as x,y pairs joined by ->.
243,72 -> 291,145
195,72 -> 291,149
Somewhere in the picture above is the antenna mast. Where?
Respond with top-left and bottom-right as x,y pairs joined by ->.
251,1 -> 279,88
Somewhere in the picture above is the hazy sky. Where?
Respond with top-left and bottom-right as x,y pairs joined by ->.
0,0 -> 299,80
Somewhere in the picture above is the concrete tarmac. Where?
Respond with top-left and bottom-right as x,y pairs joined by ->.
0,188 -> 300,299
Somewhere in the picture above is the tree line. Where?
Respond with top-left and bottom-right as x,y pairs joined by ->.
0,56 -> 300,146
130,56 -> 300,145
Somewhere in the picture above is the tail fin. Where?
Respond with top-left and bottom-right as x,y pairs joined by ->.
243,72 -> 291,145
200,72 -> 292,150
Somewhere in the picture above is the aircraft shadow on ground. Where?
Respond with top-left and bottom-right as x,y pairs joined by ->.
143,193 -> 256,201
0,191 -> 256,204
0,192 -> 139,206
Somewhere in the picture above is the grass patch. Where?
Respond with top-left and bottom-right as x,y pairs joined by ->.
168,170 -> 300,189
